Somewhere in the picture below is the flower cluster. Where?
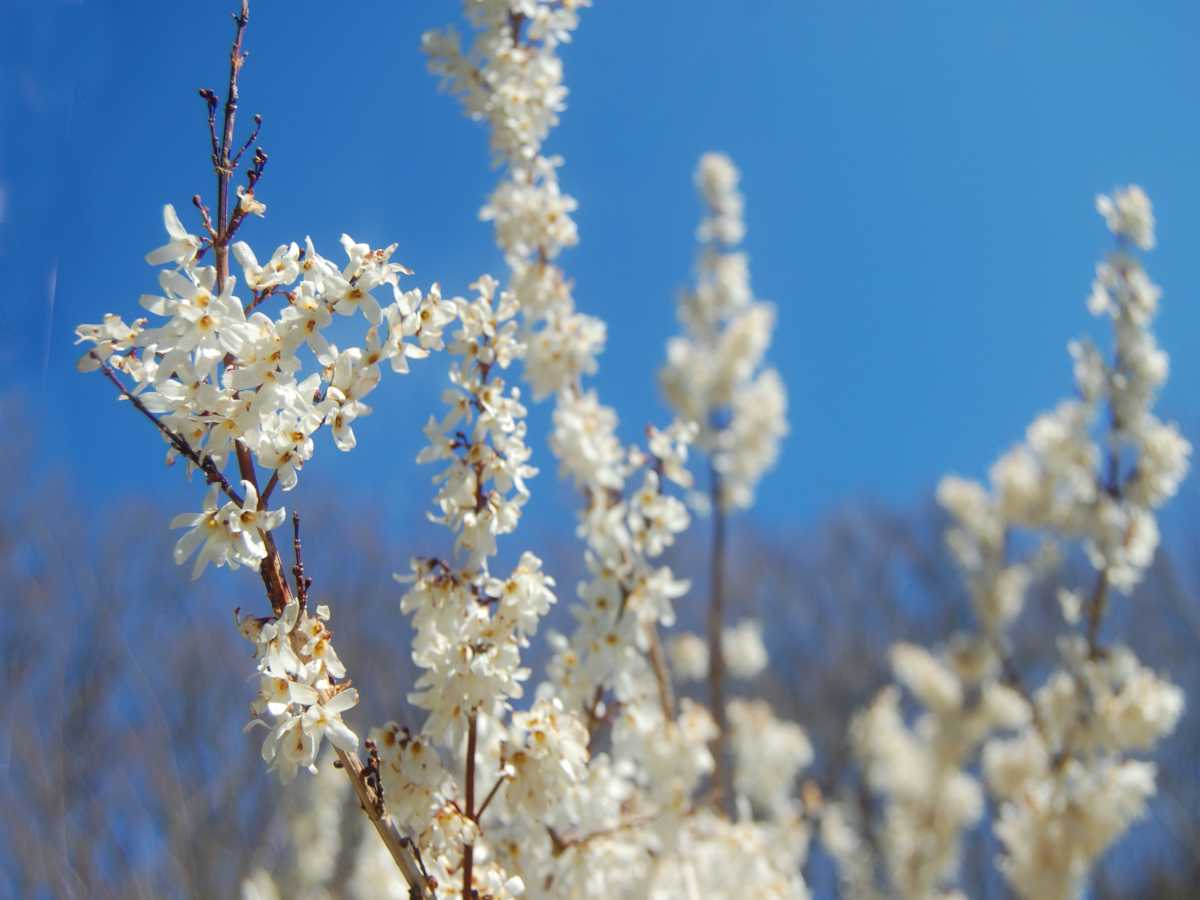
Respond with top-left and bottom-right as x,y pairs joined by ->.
171,480 -> 285,578
660,153 -> 788,511
425,0 -> 604,403
384,272 -> 592,896
238,600 -> 359,782
75,189 -> 464,891
985,638 -> 1182,898
76,205 -> 453,547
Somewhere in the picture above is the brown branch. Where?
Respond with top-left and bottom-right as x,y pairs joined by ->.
260,470 -> 280,505
546,813 -> 658,857
244,285 -> 279,316
462,709 -> 478,899
95,358 -> 242,505
706,464 -> 732,816
233,435 -> 290,615
584,684 -> 605,752
508,11 -> 526,46
234,439 -> 259,492
335,749 -> 431,899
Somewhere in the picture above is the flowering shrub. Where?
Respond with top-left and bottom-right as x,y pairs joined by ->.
75,3 -> 1187,899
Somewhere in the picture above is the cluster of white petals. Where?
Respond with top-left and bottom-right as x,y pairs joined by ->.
171,480 -> 285,578
835,187 -> 1188,900
77,206 -> 452,503
660,153 -> 788,510
983,638 -> 1183,899
728,698 -> 814,818
425,1 -> 603,403
238,599 -> 359,782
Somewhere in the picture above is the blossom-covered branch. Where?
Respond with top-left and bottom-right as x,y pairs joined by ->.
832,187 -> 1188,900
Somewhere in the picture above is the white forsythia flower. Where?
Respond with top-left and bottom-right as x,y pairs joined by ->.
240,600 -> 359,783
170,481 -> 286,579
1095,184 -> 1154,250
144,203 -> 201,268
505,697 -> 589,820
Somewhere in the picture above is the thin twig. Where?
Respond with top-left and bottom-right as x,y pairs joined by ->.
706,464 -> 732,815
198,88 -> 219,160
213,0 -> 250,286
231,113 -> 262,168
1084,567 -> 1111,660
226,147 -> 268,242
584,684 -> 605,752
244,286 -> 279,316
95,357 -> 242,505
475,772 -> 507,821
192,194 -> 217,240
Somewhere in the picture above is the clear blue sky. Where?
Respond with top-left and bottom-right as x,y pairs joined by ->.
5,0 -> 1200,536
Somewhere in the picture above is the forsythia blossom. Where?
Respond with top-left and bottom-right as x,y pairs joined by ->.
239,600 -> 359,782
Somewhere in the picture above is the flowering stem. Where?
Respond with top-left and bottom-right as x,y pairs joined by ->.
199,1 -> 292,617
707,463 -> 732,815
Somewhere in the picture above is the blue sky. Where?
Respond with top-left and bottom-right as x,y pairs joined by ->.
5,0 -> 1200,538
